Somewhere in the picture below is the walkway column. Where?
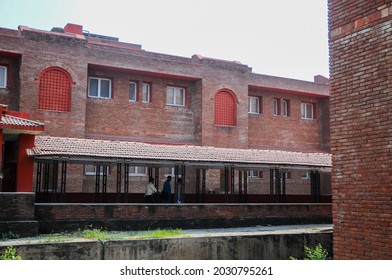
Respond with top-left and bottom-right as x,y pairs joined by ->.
16,134 -> 35,192
269,169 -> 286,203
311,171 -> 321,203
116,163 -> 122,202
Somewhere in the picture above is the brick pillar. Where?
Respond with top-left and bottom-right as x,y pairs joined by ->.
16,134 -> 35,192
329,1 -> 392,259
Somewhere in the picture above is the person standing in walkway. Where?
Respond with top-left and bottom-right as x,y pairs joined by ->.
144,177 -> 157,203
161,176 -> 172,203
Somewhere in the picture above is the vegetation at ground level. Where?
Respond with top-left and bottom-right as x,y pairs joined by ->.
290,243 -> 330,260
0,228 -> 185,243
0,246 -> 22,260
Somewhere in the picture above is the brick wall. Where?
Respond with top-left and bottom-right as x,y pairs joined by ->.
329,0 -> 392,259
14,28 -> 88,138
0,193 -> 37,237
35,203 -> 332,233
248,88 -> 327,151
85,68 -> 201,145
0,54 -> 21,110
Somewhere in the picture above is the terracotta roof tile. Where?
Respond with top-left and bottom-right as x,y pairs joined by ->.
28,136 -> 332,168
0,114 -> 44,129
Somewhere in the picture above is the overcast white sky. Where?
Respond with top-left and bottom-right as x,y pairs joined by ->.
0,0 -> 329,82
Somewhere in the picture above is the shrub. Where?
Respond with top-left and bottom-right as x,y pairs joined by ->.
0,232 -> 20,241
0,246 -> 22,260
290,243 -> 330,260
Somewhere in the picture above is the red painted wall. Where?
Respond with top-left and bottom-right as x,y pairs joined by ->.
16,134 -> 35,192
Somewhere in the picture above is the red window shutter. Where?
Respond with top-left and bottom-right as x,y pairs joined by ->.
214,90 -> 236,126
313,103 -> 317,119
39,67 -> 72,112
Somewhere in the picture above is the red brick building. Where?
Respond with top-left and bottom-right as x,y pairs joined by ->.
0,23 -> 331,203
329,1 -> 392,259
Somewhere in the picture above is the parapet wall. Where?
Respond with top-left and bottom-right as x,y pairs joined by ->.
0,192 -> 38,237
35,203 -> 332,233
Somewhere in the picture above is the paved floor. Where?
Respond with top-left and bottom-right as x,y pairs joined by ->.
182,224 -> 333,238
0,224 -> 333,246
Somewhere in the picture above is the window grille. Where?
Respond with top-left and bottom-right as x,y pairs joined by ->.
39,67 -> 72,112
214,90 -> 236,126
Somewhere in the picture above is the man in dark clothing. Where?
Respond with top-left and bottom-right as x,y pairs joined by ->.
161,176 -> 172,203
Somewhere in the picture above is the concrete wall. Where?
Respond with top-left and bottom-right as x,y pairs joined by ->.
0,232 -> 332,260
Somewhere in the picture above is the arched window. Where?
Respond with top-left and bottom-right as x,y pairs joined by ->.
214,89 -> 237,126
39,67 -> 72,112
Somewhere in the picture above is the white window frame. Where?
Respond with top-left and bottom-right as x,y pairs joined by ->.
282,99 -> 289,117
166,86 -> 185,106
301,172 -> 309,179
248,96 -> 259,114
129,81 -> 137,102
128,166 -> 147,176
301,102 -> 314,120
273,98 -> 280,116
88,77 -> 112,99
85,165 -> 110,176
164,167 -> 176,177
142,83 -> 150,103
0,66 -> 7,89
248,170 -> 263,178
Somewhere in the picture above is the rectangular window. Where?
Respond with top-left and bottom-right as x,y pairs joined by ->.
129,166 -> 147,176
129,81 -> 137,102
248,170 -> 263,178
282,99 -> 290,117
85,164 -> 110,176
301,102 -> 315,119
142,82 -> 151,103
164,167 -> 176,177
301,172 -> 309,179
0,66 -> 7,88
273,98 -> 280,116
166,86 -> 185,106
88,77 -> 111,99
248,96 -> 260,114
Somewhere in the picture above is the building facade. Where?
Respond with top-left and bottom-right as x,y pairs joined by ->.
0,23 -> 330,201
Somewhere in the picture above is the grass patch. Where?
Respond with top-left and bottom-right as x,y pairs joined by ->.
136,228 -> 183,240
79,228 -> 110,240
6,228 -> 185,243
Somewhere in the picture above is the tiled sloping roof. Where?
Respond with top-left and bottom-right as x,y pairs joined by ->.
28,136 -> 332,168
0,114 -> 45,130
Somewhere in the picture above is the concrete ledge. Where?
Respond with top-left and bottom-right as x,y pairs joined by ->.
103,232 -> 332,260
0,240 -> 102,260
0,225 -> 332,260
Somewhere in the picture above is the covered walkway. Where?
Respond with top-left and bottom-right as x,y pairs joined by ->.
27,136 -> 332,204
